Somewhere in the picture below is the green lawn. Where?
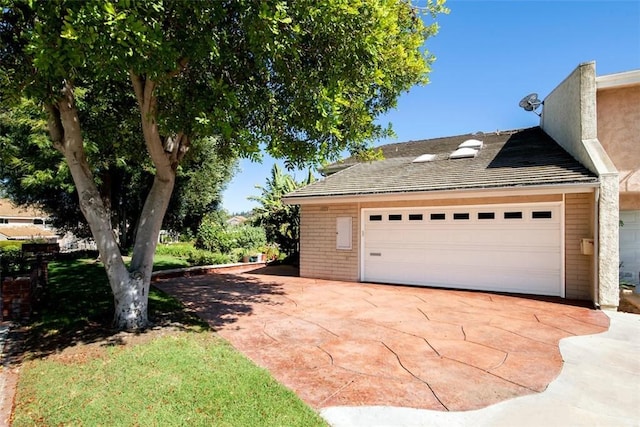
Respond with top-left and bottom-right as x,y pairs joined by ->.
12,256 -> 326,427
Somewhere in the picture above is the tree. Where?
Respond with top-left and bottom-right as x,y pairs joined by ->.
0,96 -> 236,246
1,0 -> 446,330
249,164 -> 313,255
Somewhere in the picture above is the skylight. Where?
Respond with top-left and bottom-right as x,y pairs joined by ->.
449,147 -> 478,159
412,154 -> 436,163
458,139 -> 483,149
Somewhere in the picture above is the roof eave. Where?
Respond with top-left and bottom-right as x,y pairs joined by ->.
283,182 -> 599,205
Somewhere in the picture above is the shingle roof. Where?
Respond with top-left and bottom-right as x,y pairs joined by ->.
0,226 -> 57,239
286,127 -> 598,200
0,198 -> 48,218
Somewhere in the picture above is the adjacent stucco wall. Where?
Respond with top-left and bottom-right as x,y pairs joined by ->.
565,193 -> 595,300
597,84 -> 640,209
299,203 -> 359,281
541,62 -> 620,309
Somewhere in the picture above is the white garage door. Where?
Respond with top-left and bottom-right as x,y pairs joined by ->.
620,210 -> 640,286
362,203 -> 563,296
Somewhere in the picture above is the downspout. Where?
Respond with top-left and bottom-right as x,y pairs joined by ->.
593,188 -> 600,308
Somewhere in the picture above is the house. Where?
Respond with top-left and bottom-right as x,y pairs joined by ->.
284,62 -> 639,310
226,215 -> 248,227
595,67 -> 640,287
0,198 -> 58,243
540,62 -> 640,300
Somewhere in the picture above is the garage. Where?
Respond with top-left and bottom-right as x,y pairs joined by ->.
620,210 -> 640,286
362,203 -> 564,297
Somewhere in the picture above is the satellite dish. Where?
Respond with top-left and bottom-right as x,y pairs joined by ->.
519,93 -> 543,115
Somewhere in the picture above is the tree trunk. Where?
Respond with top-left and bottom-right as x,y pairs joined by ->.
45,76 -> 184,331
113,274 -> 148,330
44,71 -> 187,331
47,83 -> 138,328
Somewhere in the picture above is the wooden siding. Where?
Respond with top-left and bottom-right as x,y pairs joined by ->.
564,193 -> 594,300
299,204 -> 359,281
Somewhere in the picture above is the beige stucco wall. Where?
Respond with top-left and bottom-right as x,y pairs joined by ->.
597,85 -> 640,209
299,192 -> 596,302
299,203 -> 359,281
540,62 -> 619,309
565,193 -> 595,300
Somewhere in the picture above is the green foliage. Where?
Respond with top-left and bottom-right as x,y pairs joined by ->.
164,137 -> 238,236
155,242 -> 232,267
0,245 -> 27,277
234,226 -> 267,252
0,96 -> 237,245
196,212 -> 266,254
250,164 -> 312,255
187,250 -> 232,266
154,243 -> 197,259
0,240 -> 25,250
195,214 -> 229,252
1,0 -> 445,167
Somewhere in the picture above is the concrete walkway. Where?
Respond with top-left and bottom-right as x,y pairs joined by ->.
321,310 -> 640,427
155,266 -> 613,413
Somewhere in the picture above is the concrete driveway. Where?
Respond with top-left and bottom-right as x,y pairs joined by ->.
154,265 -> 611,413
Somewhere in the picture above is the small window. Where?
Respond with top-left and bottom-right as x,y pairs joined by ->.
478,212 -> 495,220
389,214 -> 402,221
0,218 -> 7,224
369,215 -> 382,221
430,213 -> 446,220
453,213 -> 470,220
409,214 -> 423,221
532,211 -> 552,219
504,211 -> 523,219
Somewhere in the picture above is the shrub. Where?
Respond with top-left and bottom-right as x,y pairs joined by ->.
232,226 -> 266,252
155,243 -> 196,259
187,249 -> 231,266
196,214 -> 266,254
195,215 -> 231,252
0,245 -> 27,277
259,243 -> 281,262
0,240 -> 25,250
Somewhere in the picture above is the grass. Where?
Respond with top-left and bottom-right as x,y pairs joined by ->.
13,333 -> 325,426
12,256 -> 326,426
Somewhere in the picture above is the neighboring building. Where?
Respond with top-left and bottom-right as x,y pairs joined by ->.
285,62 -> 639,310
0,198 -> 58,243
595,68 -> 640,287
226,215 -> 247,226
541,62 -> 640,298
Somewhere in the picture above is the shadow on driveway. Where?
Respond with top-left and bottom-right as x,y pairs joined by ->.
154,266 -> 610,412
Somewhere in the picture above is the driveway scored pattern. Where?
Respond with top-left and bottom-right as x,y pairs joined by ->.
154,266 -> 609,411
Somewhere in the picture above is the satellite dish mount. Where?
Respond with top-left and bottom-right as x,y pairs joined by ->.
519,93 -> 543,116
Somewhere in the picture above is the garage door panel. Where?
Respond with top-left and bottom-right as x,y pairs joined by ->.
364,260 -> 561,296
363,204 -> 562,296
366,247 -> 559,271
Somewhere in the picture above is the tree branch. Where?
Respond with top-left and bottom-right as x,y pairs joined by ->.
44,103 -> 64,152
129,70 -> 145,108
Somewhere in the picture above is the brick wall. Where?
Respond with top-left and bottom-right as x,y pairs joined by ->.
565,193 -> 594,300
2,276 -> 33,321
299,203 -> 359,281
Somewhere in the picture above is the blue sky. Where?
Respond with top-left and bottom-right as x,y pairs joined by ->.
222,0 -> 640,214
